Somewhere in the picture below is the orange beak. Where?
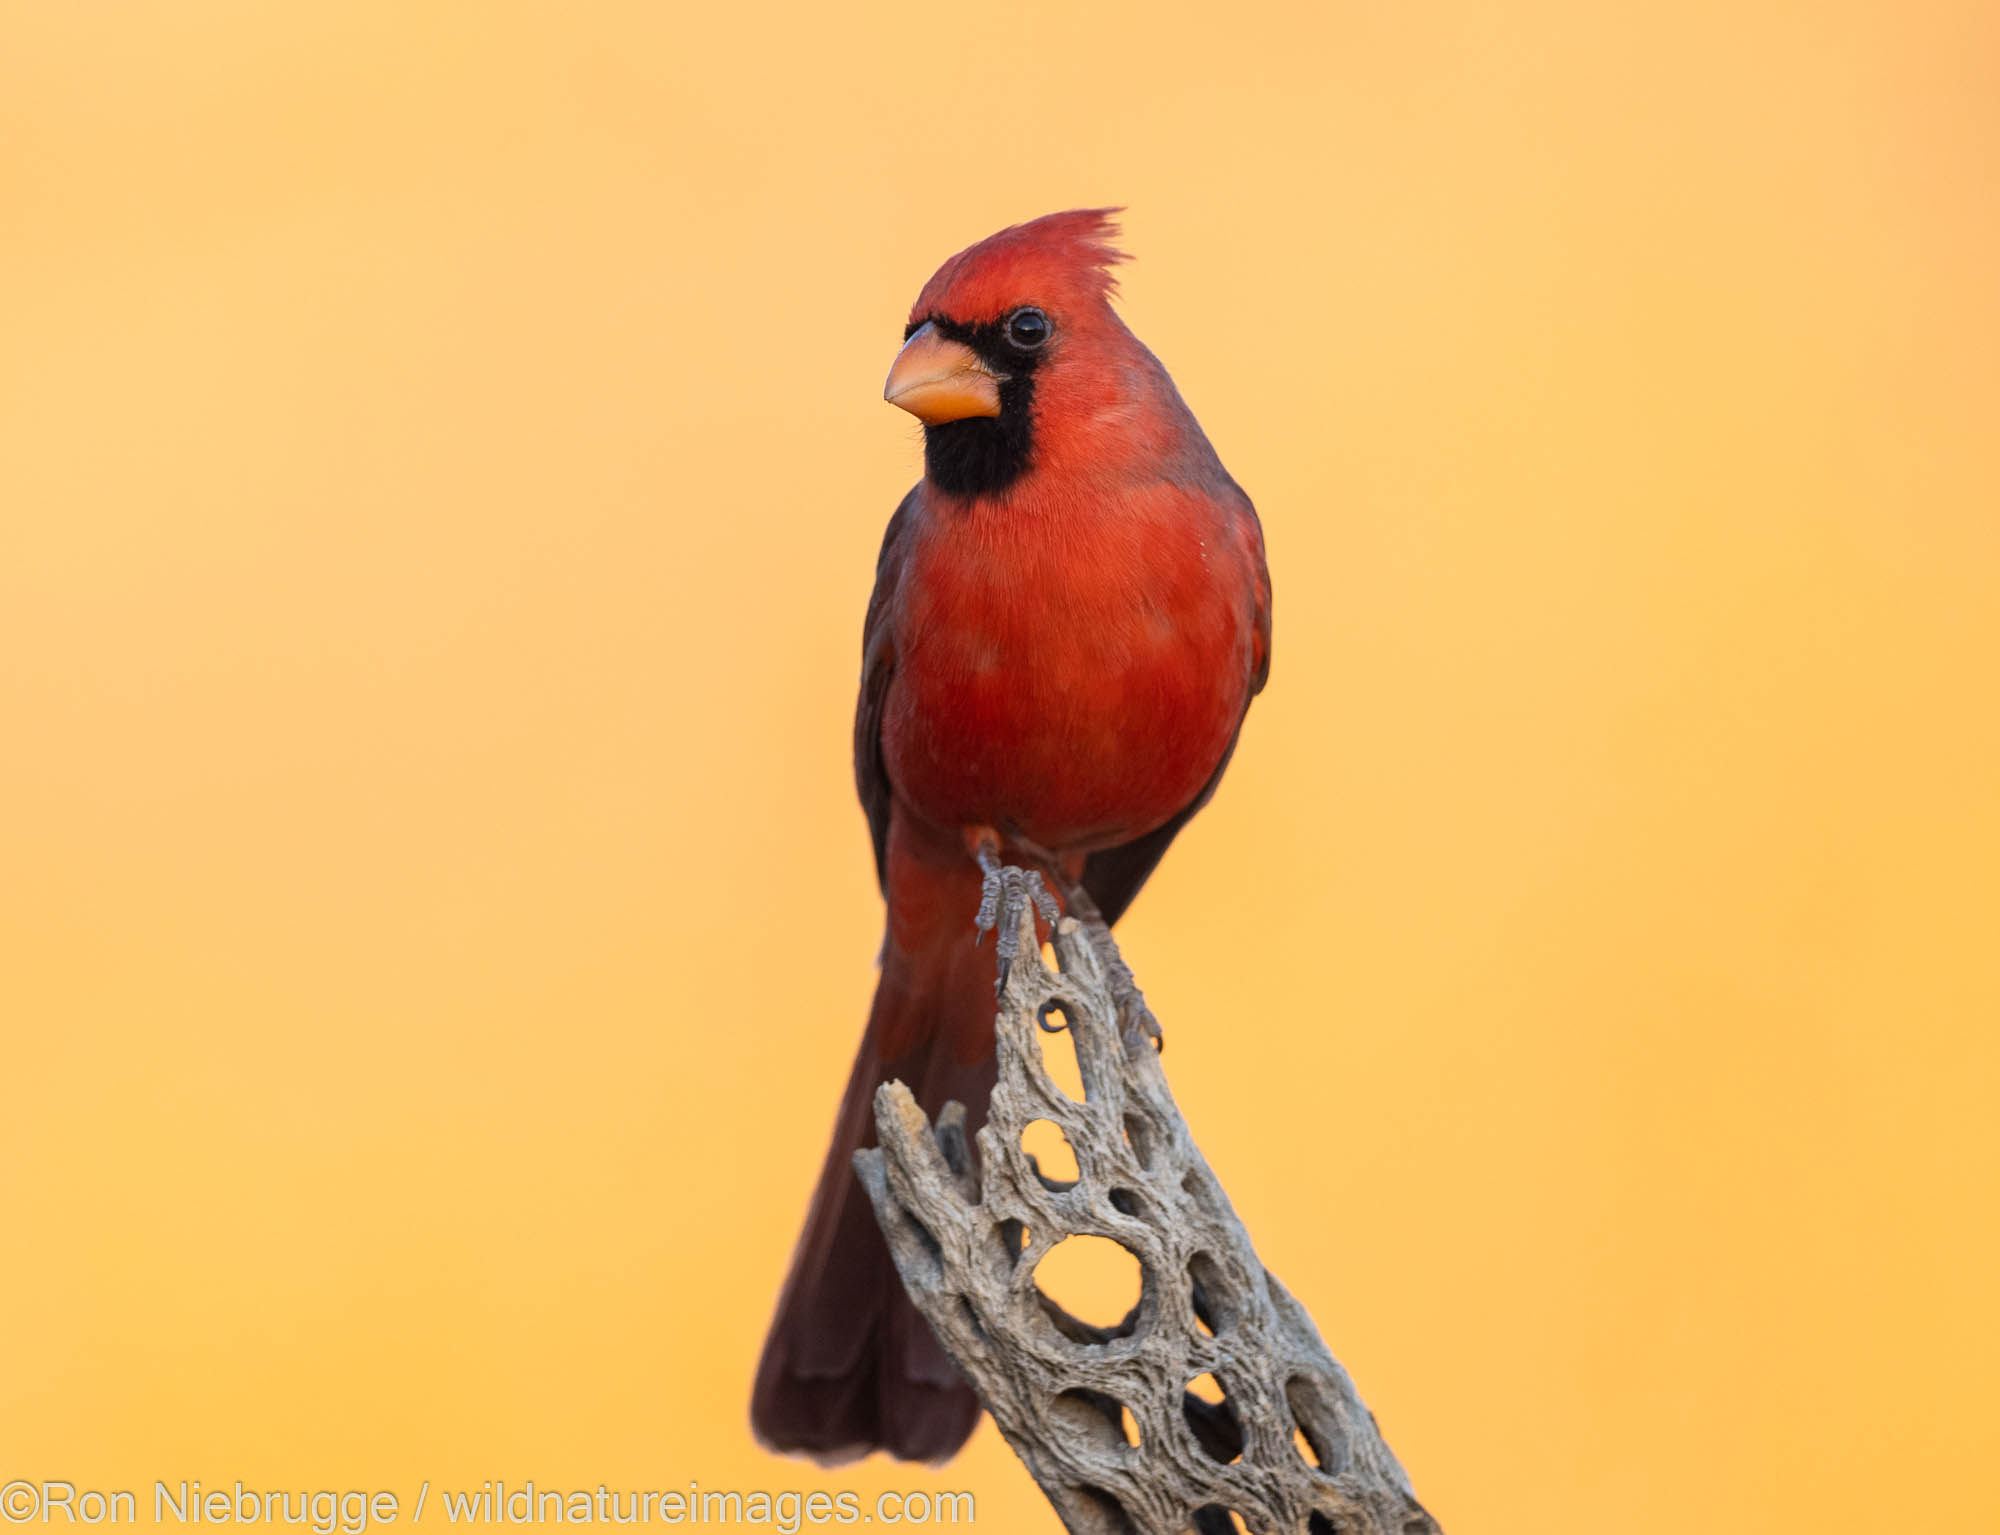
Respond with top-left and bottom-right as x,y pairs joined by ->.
883,322 -> 1003,424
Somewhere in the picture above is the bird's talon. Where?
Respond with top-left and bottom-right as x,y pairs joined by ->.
973,856 -> 1057,996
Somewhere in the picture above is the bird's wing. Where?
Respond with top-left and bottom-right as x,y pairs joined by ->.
1081,488 -> 1271,925
855,487 -> 919,893
1243,490 -> 1273,696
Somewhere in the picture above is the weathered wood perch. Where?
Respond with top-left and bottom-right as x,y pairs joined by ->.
853,899 -> 1441,1535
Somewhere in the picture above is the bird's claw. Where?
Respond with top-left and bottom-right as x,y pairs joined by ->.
1081,912 -> 1164,1055
1127,997 -> 1165,1054
973,847 -> 1059,996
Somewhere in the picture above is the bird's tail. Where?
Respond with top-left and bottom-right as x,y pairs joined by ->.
750,921 -> 999,1463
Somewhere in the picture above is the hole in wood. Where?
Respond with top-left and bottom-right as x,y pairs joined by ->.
1308,1514 -> 1340,1535
1040,938 -> 1059,972
1287,1375 -> 1352,1477
1107,1186 -> 1143,1217
988,1219 -> 1030,1280
1294,1425 -> 1321,1469
1021,1118 -> 1080,1188
1032,1235 -> 1143,1335
1122,1112 -> 1157,1170
1066,1486 -> 1137,1535
1049,1388 -> 1140,1452
1035,1291 -> 1142,1347
1181,1163 -> 1222,1212
1183,1372 -> 1245,1464
1036,1002 -> 1086,1100
932,1103 -> 971,1178
1188,1249 -> 1237,1336
1193,1507 -> 1255,1535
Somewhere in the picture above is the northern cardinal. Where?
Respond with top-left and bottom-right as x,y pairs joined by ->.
751,210 -> 1271,1463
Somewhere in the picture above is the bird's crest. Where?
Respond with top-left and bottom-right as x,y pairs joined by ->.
910,208 -> 1129,326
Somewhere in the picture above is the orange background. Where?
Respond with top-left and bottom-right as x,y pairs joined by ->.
3,4 -> 1997,1531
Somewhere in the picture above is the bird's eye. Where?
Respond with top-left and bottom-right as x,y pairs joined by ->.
1005,307 -> 1050,350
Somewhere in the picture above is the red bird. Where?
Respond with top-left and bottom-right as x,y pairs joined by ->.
751,210 -> 1272,1463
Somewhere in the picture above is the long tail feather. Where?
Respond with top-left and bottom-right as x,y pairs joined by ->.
750,927 -> 997,1463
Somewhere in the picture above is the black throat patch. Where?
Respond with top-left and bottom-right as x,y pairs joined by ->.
914,315 -> 1044,500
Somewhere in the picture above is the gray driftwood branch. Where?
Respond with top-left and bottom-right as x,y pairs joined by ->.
853,902 -> 1441,1535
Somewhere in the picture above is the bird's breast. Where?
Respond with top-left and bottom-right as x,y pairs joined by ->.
882,490 -> 1254,853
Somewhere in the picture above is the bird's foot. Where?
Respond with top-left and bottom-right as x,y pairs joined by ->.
1106,949 -> 1165,1055
1054,879 -> 1165,1056
972,842 -> 1059,997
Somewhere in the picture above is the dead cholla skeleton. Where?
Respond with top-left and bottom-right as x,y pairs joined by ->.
853,897 -> 1441,1535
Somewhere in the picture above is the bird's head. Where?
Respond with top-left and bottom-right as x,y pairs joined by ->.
884,208 -> 1142,500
